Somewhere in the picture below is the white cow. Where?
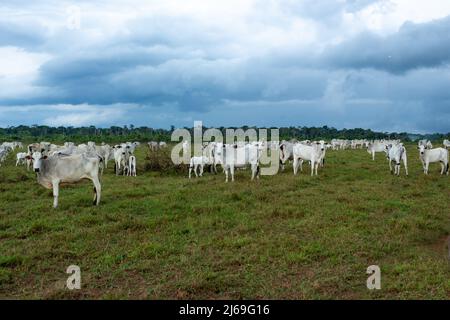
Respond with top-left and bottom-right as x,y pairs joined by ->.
128,155 -> 137,177
212,142 -> 225,173
279,141 -> 294,171
367,141 -> 388,161
292,142 -> 325,176
418,145 -> 449,175
386,144 -> 408,176
30,152 -> 102,208
188,156 -> 209,179
223,144 -> 261,182
148,141 -> 159,151
16,152 -> 28,166
113,145 -> 130,175
443,139 -> 450,149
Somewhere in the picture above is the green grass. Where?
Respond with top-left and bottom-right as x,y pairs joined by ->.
0,144 -> 449,299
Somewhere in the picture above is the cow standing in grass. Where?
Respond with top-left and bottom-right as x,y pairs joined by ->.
189,156 -> 209,179
292,142 -> 325,176
386,143 -> 408,176
418,145 -> 449,175
29,152 -> 102,208
367,141 -> 388,161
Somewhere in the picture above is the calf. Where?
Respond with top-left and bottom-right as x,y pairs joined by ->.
418,145 -> 449,175
16,152 -> 27,166
29,152 -> 102,208
128,155 -> 137,177
189,156 -> 209,179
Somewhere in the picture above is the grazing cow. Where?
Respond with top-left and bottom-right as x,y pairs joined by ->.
128,155 -> 137,176
148,141 -> 159,151
29,152 -> 102,208
292,142 -> 325,176
188,156 -> 209,179
386,144 -> 408,176
16,152 -> 27,166
418,145 -> 449,175
367,141 -> 388,161
443,139 -> 450,149
223,143 -> 261,182
159,141 -> 167,148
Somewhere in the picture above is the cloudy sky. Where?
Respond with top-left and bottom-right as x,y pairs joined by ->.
1,0 -> 450,133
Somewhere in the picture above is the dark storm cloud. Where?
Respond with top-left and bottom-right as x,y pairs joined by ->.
0,0 -> 450,133
324,16 -> 450,73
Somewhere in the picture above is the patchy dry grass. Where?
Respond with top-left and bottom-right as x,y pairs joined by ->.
0,144 -> 449,299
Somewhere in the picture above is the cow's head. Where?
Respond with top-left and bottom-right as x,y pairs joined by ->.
418,144 -> 426,155
31,152 -> 47,173
316,141 -> 325,151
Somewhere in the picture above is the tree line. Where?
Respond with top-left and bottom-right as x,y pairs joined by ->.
0,125 -> 448,143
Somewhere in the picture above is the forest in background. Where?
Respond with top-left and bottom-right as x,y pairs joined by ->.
0,125 -> 448,143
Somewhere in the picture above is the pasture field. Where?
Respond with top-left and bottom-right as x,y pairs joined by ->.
0,143 -> 449,299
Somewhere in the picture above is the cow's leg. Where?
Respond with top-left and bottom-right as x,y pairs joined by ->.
389,160 -> 393,174
199,164 -> 204,177
230,165 -> 235,182
372,151 -> 375,161
225,166 -> 229,182
189,165 -> 193,179
194,164 -> 199,177
293,158 -> 298,175
440,162 -> 445,175
403,156 -> 408,176
52,180 -> 60,209
251,164 -> 256,181
425,161 -> 429,175
91,176 -> 101,206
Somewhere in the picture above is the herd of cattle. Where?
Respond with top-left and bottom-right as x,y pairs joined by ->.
0,138 -> 449,208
